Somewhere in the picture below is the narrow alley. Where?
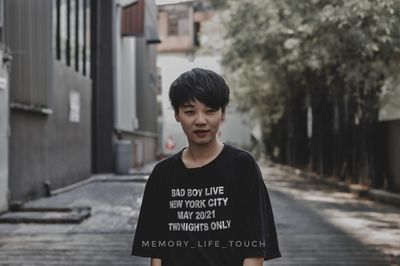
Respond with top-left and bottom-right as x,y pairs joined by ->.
0,163 -> 398,266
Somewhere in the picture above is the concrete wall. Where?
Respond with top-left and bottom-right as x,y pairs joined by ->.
115,37 -> 137,132
115,1 -> 137,132
4,0 -> 52,107
136,37 -> 158,134
134,37 -> 158,163
113,0 -> 158,167
9,62 -> 91,202
91,0 -> 115,173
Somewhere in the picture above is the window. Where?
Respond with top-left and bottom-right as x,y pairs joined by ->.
194,21 -> 200,47
59,0 -> 67,63
78,0 -> 84,72
83,0 -> 90,76
167,8 -> 189,36
54,0 -> 90,77
54,0 -> 60,58
70,0 -> 76,69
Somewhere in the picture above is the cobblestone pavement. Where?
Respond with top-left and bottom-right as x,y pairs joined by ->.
0,164 -> 399,265
0,181 -> 149,266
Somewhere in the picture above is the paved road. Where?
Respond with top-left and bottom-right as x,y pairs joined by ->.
0,165 -> 399,266
263,166 -> 400,266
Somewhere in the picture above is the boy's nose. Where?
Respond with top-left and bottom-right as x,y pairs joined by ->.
194,113 -> 207,125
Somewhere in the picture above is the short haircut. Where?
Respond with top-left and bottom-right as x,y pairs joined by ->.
169,68 -> 230,114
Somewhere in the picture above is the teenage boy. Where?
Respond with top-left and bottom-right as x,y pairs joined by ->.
132,68 -> 281,266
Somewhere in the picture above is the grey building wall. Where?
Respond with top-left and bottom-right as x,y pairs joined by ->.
135,37 -> 158,163
5,0 -> 92,202
9,62 -> 92,202
91,0 -> 115,173
47,62 -> 92,190
4,0 -> 52,108
136,37 -> 157,133
92,0 -> 159,171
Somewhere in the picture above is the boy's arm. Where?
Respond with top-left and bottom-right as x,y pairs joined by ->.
236,153 -> 281,261
243,257 -> 264,266
151,258 -> 161,266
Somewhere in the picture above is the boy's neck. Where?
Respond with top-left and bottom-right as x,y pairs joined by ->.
182,141 -> 224,168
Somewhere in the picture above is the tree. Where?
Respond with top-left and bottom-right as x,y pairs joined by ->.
221,0 -> 400,185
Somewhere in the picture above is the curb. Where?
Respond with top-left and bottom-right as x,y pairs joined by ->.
51,173 -> 149,196
0,206 -> 91,224
45,161 -> 156,196
274,163 -> 400,209
3,174 -> 151,221
369,189 -> 400,206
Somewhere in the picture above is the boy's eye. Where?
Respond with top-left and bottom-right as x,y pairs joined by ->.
207,109 -> 217,113
184,110 -> 195,114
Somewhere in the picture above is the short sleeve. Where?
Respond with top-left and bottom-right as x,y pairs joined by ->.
131,165 -> 164,258
236,153 -> 281,260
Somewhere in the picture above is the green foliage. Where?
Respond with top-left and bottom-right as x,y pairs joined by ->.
222,0 -> 400,126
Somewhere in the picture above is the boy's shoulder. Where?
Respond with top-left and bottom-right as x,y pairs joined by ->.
224,143 -> 256,162
151,152 -> 181,172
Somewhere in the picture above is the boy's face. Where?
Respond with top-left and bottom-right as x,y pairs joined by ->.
175,100 -> 225,147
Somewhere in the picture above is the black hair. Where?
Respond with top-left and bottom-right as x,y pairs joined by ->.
169,68 -> 230,114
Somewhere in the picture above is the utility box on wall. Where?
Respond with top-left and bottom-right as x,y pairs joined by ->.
0,48 -> 10,212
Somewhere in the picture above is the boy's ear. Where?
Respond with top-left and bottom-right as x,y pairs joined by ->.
175,111 -> 181,123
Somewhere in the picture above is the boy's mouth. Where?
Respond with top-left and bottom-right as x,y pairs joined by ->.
193,130 -> 210,137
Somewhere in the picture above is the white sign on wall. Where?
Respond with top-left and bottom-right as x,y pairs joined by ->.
69,91 -> 80,123
0,77 -> 7,91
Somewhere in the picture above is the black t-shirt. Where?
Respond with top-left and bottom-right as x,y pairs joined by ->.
132,144 -> 281,266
